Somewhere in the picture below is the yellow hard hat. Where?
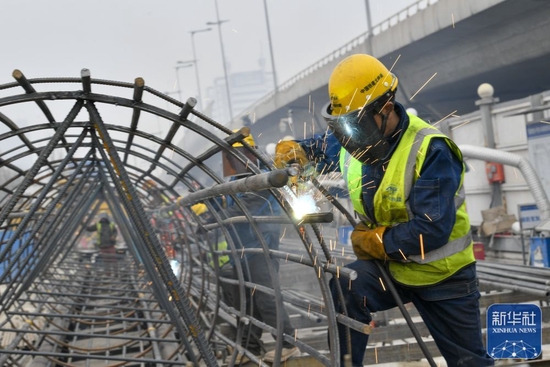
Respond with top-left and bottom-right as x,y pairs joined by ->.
328,54 -> 398,116
231,129 -> 256,148
191,203 -> 208,216
143,179 -> 157,189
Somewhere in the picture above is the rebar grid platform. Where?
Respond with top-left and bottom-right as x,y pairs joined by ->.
0,70 -> 344,367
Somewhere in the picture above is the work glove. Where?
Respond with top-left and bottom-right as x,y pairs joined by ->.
274,140 -> 309,169
350,222 -> 388,261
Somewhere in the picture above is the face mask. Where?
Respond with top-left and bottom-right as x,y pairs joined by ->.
322,102 -> 389,164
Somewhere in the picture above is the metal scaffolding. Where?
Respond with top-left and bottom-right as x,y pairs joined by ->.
0,69 -> 348,367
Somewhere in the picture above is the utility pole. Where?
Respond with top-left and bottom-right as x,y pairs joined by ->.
365,0 -> 373,55
263,0 -> 278,92
189,27 -> 212,110
207,0 -> 233,122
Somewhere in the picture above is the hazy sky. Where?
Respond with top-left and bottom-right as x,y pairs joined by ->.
0,0 -> 416,106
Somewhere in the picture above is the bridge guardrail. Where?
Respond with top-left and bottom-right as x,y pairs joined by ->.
234,0 -> 439,122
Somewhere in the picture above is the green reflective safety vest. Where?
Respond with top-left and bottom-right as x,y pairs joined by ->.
96,222 -> 117,248
208,240 -> 230,268
339,113 -> 475,286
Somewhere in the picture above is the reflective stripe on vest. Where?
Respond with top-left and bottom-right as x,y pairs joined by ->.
339,149 -> 367,217
339,113 -> 475,285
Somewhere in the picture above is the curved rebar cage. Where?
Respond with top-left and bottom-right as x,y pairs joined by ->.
0,69 -> 357,367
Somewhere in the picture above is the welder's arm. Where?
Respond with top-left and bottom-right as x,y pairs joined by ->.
274,132 -> 342,174
383,139 -> 463,259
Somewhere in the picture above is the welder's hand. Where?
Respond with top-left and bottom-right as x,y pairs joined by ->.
274,141 -> 309,169
350,222 -> 388,261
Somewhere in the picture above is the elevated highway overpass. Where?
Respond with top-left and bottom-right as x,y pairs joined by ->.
231,0 -> 550,149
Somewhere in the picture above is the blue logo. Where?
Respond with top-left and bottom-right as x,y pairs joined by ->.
487,303 -> 542,360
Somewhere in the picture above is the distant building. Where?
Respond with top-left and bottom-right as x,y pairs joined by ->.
207,57 -> 273,126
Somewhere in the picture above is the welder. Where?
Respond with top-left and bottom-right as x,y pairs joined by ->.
209,131 -> 299,364
274,54 -> 493,366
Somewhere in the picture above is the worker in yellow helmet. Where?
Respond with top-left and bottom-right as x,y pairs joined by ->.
191,203 -> 230,268
274,54 -> 492,366
142,179 -> 172,208
209,129 -> 299,364
86,212 -> 118,275
221,129 -> 258,178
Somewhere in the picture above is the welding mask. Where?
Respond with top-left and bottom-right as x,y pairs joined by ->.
322,54 -> 399,164
322,102 -> 391,164
222,132 -> 259,178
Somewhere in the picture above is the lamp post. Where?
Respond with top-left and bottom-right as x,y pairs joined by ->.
364,0 -> 373,55
189,27 -> 212,111
174,62 -> 193,102
207,0 -> 233,122
262,0 -> 278,92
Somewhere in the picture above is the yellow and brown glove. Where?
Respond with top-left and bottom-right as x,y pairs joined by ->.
274,140 -> 309,169
350,222 -> 388,261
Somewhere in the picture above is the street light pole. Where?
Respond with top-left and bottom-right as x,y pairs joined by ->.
364,0 -> 373,55
190,27 -> 212,111
174,67 -> 182,102
263,0 -> 278,92
207,0 -> 234,122
174,63 -> 193,102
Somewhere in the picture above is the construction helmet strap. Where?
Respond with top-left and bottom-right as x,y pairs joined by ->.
322,102 -> 389,164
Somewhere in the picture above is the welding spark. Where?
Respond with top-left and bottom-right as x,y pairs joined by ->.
388,54 -> 401,73
434,110 -> 458,127
391,128 -> 402,138
292,194 -> 318,220
541,120 -> 550,124
451,120 -> 471,130
378,277 -> 386,291
410,72 -> 438,100
452,13 -> 455,28
420,234 -> 425,260
398,249 -> 407,260
251,286 -> 256,296
467,162 -> 475,172
231,28 -> 238,33
424,213 -> 432,221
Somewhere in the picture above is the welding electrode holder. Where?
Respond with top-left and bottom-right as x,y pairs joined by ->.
158,169 -> 293,218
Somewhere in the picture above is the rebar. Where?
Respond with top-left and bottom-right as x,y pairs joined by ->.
2,69 -> 538,367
